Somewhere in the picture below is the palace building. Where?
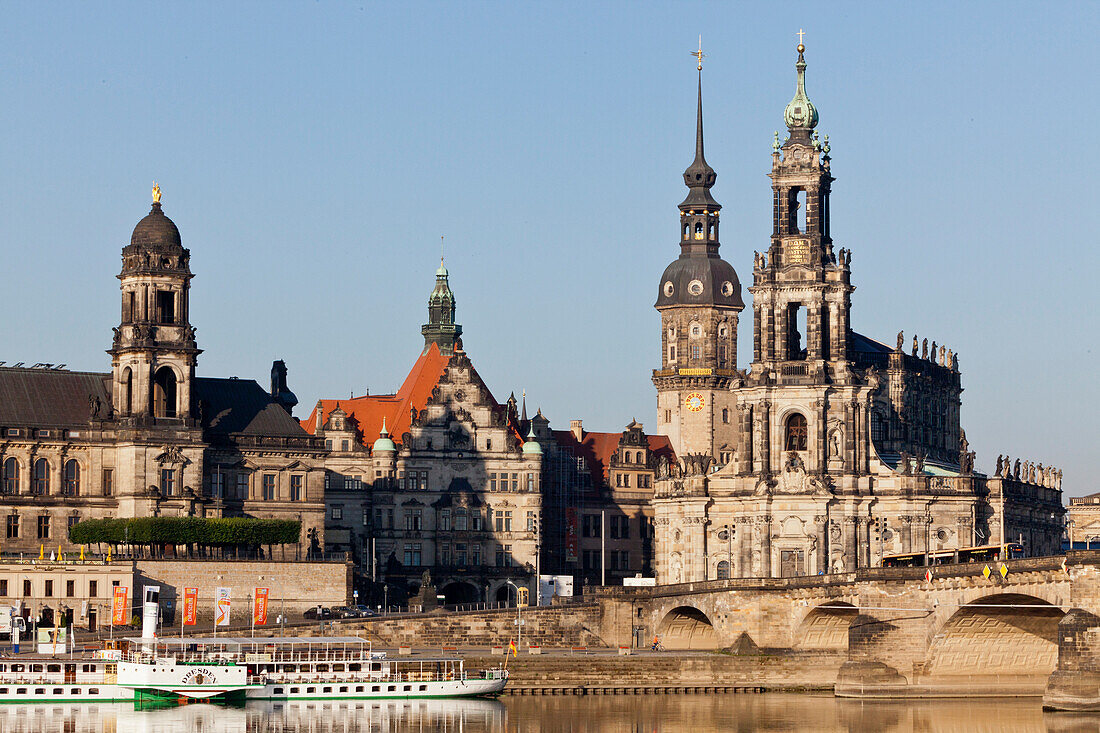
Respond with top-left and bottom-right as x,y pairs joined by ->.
651,44 -> 1064,581
0,190 -> 327,555
304,262 -> 543,605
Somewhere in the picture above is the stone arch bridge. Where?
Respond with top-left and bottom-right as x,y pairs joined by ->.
592,551 -> 1100,709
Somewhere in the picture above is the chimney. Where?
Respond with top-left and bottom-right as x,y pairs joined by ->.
570,419 -> 583,442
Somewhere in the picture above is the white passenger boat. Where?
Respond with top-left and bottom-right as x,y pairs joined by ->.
0,636 -> 507,704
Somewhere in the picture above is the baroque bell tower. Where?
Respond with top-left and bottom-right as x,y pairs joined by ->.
750,39 -> 853,381
653,46 -> 744,460
109,184 -> 200,424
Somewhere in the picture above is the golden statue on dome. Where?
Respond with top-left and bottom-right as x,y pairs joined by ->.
151,182 -> 162,204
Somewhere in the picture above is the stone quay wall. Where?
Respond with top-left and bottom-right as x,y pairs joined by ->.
464,651 -> 844,693
135,558 -> 351,623
342,603 -> 605,649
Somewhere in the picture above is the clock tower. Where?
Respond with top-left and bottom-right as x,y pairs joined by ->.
653,62 -> 744,461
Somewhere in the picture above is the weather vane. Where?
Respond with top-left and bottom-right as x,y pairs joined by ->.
691,36 -> 705,71
151,181 -> 162,204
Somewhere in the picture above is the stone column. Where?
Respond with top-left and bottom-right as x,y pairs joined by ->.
761,402 -> 772,476
1044,609 -> 1100,711
844,401 -> 855,472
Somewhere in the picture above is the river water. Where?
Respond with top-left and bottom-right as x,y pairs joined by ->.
0,695 -> 1089,732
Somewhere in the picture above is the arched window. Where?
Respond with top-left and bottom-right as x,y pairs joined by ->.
708,222 -> 715,239
2,458 -> 18,495
623,451 -> 631,464
62,460 -> 79,496
121,367 -> 132,415
716,560 -> 730,580
694,222 -> 704,240
784,413 -> 808,451
722,408 -> 729,424
153,367 -> 177,418
682,223 -> 689,240
32,459 -> 49,495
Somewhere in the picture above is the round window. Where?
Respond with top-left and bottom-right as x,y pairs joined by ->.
719,325 -> 727,337
687,280 -> 704,296
721,281 -> 734,297
663,281 -> 674,297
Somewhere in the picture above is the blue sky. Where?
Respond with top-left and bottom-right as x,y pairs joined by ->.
0,2 -> 1095,494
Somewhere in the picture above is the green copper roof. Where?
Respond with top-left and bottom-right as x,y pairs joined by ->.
372,418 -> 396,453
783,45 -> 818,131
522,426 -> 542,455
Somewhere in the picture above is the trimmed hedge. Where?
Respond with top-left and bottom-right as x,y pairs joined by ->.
69,517 -> 301,547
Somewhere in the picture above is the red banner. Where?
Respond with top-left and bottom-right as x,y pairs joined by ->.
253,588 -> 269,626
183,587 -> 198,626
565,508 -> 578,563
111,586 -> 128,626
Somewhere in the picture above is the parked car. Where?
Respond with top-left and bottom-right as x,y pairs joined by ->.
303,605 -> 332,620
330,606 -> 356,619
350,605 -> 376,617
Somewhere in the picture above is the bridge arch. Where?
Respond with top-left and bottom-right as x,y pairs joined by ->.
795,601 -> 858,650
656,605 -> 719,650
925,593 -> 1063,677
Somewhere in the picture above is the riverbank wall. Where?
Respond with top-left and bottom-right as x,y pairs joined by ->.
463,651 -> 845,694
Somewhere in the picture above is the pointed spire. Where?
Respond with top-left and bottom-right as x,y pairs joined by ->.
521,390 -> 528,422
380,416 -> 389,437
680,62 -> 719,211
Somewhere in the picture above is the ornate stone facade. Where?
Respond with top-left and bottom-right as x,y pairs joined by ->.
652,45 -> 1064,581
305,264 -> 542,605
0,194 -> 327,555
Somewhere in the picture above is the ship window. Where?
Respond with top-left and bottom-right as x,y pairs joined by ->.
372,686 -> 381,692
290,687 -> 299,694
306,687 -> 315,694
16,689 -> 26,695
89,688 -> 98,694
339,686 -> 348,693
53,688 -> 63,694
356,685 -> 364,692
348,663 -> 361,672
316,664 -> 329,672
419,684 -> 427,691
323,686 -> 331,693
403,685 -> 411,692
0,688 -> 6,694
274,687 -> 283,695
72,688 -> 81,695
34,689 -> 44,695
47,665 -> 60,673
332,664 -> 344,672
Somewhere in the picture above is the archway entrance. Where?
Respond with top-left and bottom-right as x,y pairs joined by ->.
796,601 -> 857,650
494,585 -> 514,605
441,581 -> 478,606
656,606 -> 719,650
926,593 -> 1063,678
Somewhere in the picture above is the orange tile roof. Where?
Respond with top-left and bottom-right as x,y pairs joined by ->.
300,343 -> 451,447
551,429 -> 677,486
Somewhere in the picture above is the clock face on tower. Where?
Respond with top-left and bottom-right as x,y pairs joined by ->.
685,392 -> 705,412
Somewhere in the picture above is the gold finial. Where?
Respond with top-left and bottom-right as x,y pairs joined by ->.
691,35 -> 705,71
797,28 -> 805,54
151,182 -> 162,204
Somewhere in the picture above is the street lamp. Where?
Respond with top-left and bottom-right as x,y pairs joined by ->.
505,580 -> 523,651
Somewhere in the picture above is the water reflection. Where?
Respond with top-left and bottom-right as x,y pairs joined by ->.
0,694 -> 1095,732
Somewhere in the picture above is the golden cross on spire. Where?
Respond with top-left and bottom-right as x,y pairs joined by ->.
151,181 -> 162,204
691,35 -> 705,71
797,28 -> 805,52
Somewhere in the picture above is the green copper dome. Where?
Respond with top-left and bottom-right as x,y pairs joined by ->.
522,426 -> 542,456
372,418 -> 397,453
783,44 -> 818,131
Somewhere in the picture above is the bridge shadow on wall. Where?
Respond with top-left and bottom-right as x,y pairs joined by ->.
925,593 -> 1063,679
657,605 -> 719,650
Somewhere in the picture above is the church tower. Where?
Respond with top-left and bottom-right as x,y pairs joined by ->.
750,40 -> 853,380
653,56 -> 744,459
421,259 -> 462,355
108,185 -> 200,423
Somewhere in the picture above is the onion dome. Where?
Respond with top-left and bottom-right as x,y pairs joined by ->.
372,418 -> 397,453
783,42 -> 819,132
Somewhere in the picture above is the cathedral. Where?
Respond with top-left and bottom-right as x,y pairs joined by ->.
651,43 -> 1065,580
0,188 -> 328,555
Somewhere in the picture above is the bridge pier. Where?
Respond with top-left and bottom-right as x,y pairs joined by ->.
1044,609 -> 1100,711
834,609 -> 932,697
